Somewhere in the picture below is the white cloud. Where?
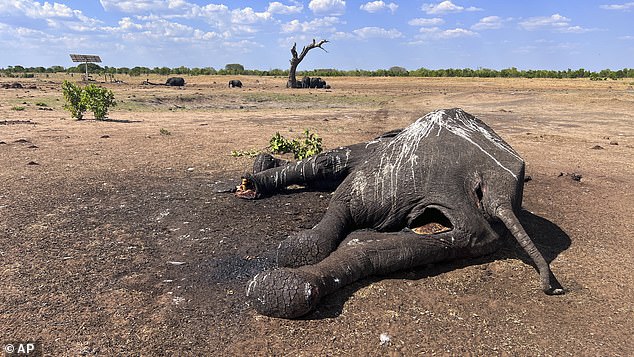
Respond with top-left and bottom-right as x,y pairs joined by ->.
118,17 -> 143,31
414,27 -> 477,40
353,26 -> 402,39
281,16 -> 342,33
421,1 -> 481,15
559,25 -> 594,34
519,14 -> 570,30
471,16 -> 504,30
308,0 -> 346,16
600,2 -> 634,10
408,18 -> 444,26
99,0 -> 171,13
267,2 -> 303,14
519,14 -> 594,33
231,7 -> 272,24
0,0 -> 97,21
360,1 -> 398,14
438,28 -> 476,38
99,0 -> 191,13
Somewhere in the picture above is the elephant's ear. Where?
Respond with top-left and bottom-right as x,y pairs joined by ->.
374,128 -> 403,140
496,205 -> 564,295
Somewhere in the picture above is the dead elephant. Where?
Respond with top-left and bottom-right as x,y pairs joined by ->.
239,108 -> 564,319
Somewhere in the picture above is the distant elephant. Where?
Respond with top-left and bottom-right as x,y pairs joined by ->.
2,82 -> 23,89
301,76 -> 311,88
309,77 -> 326,89
165,77 -> 185,86
228,79 -> 243,88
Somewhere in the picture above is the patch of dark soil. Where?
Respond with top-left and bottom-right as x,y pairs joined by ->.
0,120 -> 37,125
1,172 -> 331,354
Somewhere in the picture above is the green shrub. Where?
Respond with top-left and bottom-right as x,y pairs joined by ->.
269,132 -> 297,154
295,130 -> 323,160
83,84 -> 116,120
62,80 -> 86,119
159,128 -> 171,135
11,106 -> 25,111
61,80 -> 116,120
269,130 -> 322,160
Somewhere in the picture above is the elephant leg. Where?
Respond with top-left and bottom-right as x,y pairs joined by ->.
247,229 -> 497,318
235,146 -> 358,199
252,153 -> 288,174
276,202 -> 352,268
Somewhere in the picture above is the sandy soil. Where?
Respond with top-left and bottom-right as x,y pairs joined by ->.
1,75 -> 633,355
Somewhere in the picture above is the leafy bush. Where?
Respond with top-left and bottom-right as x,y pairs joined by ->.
159,128 -> 171,136
61,80 -> 116,120
83,84 -> 116,120
269,132 -> 297,154
62,80 -> 86,119
11,106 -> 25,111
269,130 -> 322,160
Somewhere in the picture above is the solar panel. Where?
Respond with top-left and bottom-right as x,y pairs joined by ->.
70,54 -> 102,63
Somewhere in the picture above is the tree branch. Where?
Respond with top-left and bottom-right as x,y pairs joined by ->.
298,39 -> 329,62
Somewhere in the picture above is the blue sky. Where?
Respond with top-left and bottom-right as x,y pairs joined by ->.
0,0 -> 633,71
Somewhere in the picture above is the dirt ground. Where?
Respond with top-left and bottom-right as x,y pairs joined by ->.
1,75 -> 633,356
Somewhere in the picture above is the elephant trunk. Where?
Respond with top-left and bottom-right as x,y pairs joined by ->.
496,205 -> 564,295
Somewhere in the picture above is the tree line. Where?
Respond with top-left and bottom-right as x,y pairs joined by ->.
2,63 -> 633,80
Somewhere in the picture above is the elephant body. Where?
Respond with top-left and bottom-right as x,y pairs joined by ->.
300,76 -> 309,88
165,77 -> 185,86
240,108 -> 563,318
228,79 -> 243,88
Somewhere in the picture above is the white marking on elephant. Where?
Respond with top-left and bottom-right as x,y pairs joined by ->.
365,139 -> 380,148
367,109 -> 520,206
347,238 -> 361,246
246,275 -> 258,296
351,172 -> 368,205
304,282 -> 312,299
333,277 -> 340,284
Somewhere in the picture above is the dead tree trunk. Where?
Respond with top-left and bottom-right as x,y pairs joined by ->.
287,39 -> 329,88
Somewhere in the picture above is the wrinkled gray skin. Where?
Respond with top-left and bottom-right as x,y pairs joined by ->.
165,77 -> 185,86
243,108 -> 564,319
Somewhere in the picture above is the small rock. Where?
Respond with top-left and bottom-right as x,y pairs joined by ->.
27,161 -> 39,165
167,261 -> 186,265
523,175 -> 532,182
609,141 -> 619,145
379,333 -> 391,346
187,167 -> 194,172
591,145 -> 604,150
571,173 -> 582,182
14,138 -> 29,143
27,145 -> 38,149
101,135 -> 110,138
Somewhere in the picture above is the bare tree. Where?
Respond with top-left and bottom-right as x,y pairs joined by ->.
287,39 -> 329,88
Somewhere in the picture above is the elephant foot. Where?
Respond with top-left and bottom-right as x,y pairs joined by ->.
253,153 -> 288,174
246,268 -> 322,319
234,173 -> 262,200
277,230 -> 334,268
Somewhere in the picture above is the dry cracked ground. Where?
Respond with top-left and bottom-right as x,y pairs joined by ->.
1,75 -> 633,355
